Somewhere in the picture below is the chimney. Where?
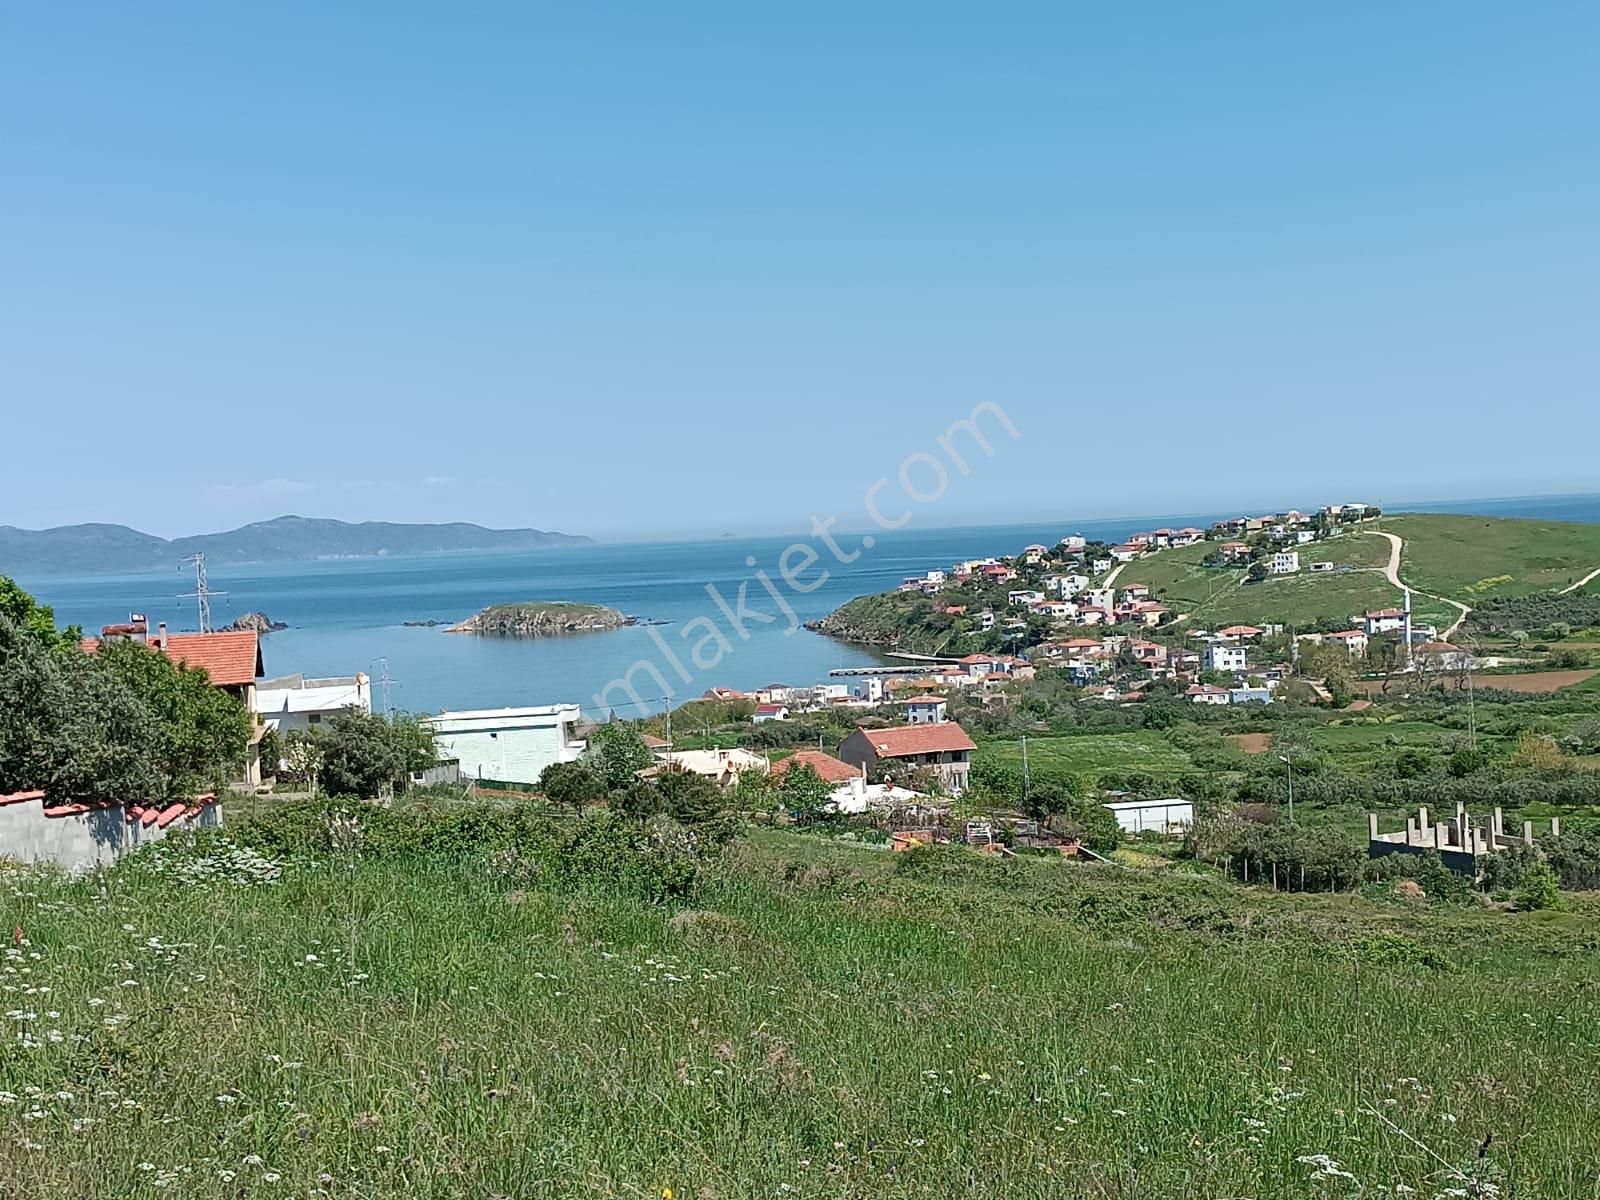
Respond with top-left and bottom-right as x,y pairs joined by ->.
157,622 -> 169,650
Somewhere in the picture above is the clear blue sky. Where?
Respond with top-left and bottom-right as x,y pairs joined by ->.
3,4 -> 1596,540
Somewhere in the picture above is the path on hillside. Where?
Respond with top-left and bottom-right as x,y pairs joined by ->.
1559,565 -> 1600,595
1102,560 -> 1128,588
1365,530 -> 1472,640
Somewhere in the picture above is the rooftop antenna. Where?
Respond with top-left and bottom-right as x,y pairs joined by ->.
180,553 -> 225,632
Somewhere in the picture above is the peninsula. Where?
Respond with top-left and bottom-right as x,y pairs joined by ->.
446,601 -> 633,637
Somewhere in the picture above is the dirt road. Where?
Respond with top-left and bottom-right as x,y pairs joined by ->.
1559,565 -> 1600,595
1365,530 -> 1471,640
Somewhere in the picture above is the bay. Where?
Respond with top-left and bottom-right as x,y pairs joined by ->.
12,493 -> 1600,719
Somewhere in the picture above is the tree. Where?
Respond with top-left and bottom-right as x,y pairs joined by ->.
1515,864 -> 1562,911
778,763 -> 834,825
97,639 -> 254,792
1511,729 -> 1565,771
590,723 -> 654,791
0,576 -> 81,651
538,760 -> 605,812
0,613 -> 165,805
315,710 -> 437,799
657,766 -> 725,825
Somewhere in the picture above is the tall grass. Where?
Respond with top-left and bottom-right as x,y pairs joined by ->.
3,822 -> 1598,1197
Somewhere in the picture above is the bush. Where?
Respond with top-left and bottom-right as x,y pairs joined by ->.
231,798 -> 723,905
1514,864 -> 1563,912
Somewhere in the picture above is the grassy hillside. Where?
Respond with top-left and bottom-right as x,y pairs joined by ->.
1118,539 -> 1433,630
1383,513 -> 1600,600
976,730 -> 1196,777
4,824 -> 1596,1197
809,589 -> 962,652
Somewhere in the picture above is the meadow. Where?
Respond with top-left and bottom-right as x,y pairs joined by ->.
975,730 -> 1196,776
4,818 -> 1600,1198
1113,536 -> 1455,630
1382,514 -> 1600,601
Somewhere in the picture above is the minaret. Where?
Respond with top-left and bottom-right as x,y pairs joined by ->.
1403,588 -> 1413,669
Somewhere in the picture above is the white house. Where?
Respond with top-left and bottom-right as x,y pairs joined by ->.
1085,587 -> 1115,612
1102,796 -> 1193,836
752,702 -> 790,723
1270,551 -> 1300,574
1059,535 -> 1087,552
1324,629 -> 1370,657
255,672 -> 372,736
901,695 -> 949,725
1008,589 -> 1045,607
1206,643 -> 1248,673
650,747 -> 769,786
1186,684 -> 1231,706
1364,608 -> 1406,635
427,704 -> 586,786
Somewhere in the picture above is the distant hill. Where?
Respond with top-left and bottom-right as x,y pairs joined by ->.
0,515 -> 592,575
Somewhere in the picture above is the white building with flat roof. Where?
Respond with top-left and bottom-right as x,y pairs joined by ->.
1103,797 -> 1193,836
255,673 -> 371,735
426,704 -> 586,786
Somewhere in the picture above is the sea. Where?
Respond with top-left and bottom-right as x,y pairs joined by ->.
12,493 -> 1600,720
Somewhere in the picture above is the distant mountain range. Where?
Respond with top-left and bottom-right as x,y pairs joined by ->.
0,515 -> 592,575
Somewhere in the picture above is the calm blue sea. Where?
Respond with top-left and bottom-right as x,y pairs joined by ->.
13,494 -> 1600,719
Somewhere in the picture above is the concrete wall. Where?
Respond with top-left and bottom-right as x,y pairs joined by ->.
0,801 -> 222,875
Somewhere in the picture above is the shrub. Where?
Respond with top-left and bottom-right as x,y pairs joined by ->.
1514,864 -> 1563,912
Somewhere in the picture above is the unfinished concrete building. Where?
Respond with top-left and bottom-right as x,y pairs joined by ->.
1368,804 -> 1559,875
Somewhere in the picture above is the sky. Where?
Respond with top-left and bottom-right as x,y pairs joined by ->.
3,3 -> 1597,541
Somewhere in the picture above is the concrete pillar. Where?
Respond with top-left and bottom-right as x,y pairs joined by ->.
1418,805 -> 1429,831
1552,817 -> 1561,837
1435,821 -> 1450,849
1369,813 -> 1380,840
1523,820 -> 1534,847
1404,818 -> 1415,846
1493,807 -> 1504,837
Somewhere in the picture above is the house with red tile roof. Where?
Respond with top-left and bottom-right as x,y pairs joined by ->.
838,721 -> 976,794
81,614 -> 268,786
770,750 -> 859,785
81,615 -> 263,702
1215,624 -> 1265,641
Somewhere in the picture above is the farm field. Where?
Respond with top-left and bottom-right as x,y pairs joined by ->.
4,825 -> 1599,1198
1382,513 -> 1600,601
974,730 -> 1195,777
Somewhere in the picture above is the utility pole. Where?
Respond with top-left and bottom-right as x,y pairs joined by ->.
376,657 -> 395,717
1021,735 -> 1031,805
1279,755 -> 1295,823
180,553 -> 225,632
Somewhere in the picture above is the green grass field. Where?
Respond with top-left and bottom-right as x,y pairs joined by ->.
1383,513 -> 1600,601
4,825 -> 1598,1198
1116,539 -> 1447,630
976,730 -> 1195,776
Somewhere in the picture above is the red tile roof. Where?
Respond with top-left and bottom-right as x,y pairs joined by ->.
770,750 -> 859,784
82,630 -> 263,687
1218,625 -> 1264,636
0,790 -> 47,807
857,722 -> 976,758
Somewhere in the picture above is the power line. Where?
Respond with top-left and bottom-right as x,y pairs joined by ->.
179,553 -> 226,633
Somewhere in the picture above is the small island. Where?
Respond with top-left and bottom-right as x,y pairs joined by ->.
446,601 -> 634,637
226,611 -> 287,633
